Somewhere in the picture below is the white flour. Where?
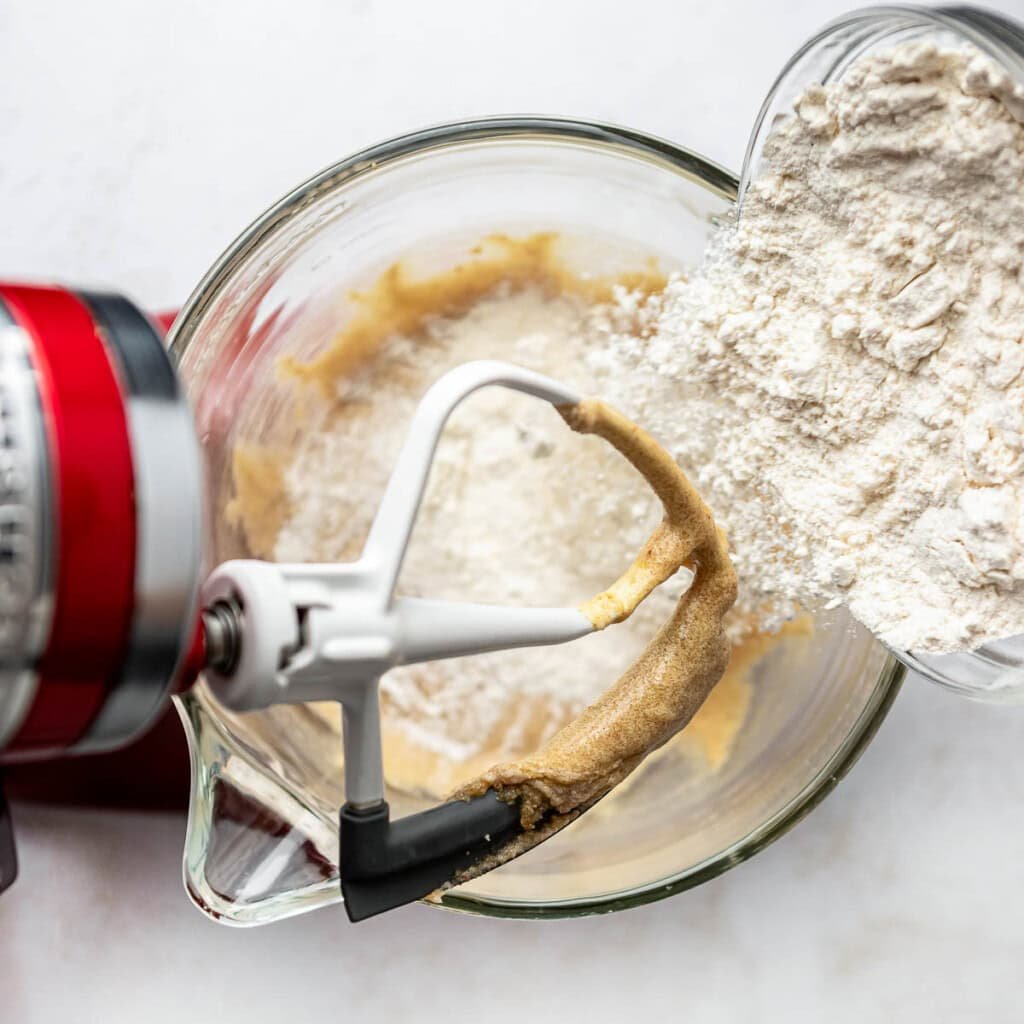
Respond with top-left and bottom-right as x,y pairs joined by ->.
600,41 -> 1024,653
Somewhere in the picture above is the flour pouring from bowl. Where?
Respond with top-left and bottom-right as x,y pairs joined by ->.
596,17 -> 1024,699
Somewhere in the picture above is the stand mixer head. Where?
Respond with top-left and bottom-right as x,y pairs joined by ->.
0,285 -> 203,762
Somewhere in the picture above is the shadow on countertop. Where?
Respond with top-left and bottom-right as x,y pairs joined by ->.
4,708 -> 190,813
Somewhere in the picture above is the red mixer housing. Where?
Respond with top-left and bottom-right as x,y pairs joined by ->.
0,284 -> 206,891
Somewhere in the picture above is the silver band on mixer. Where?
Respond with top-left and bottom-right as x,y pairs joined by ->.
74,293 -> 203,753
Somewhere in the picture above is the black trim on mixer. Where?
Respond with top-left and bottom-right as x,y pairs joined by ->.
339,793 -> 522,922
78,292 -> 179,399
0,773 -> 17,894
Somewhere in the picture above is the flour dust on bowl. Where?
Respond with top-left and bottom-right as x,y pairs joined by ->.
170,120 -> 901,925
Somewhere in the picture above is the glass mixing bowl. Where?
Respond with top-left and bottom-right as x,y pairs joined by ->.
742,4 -> 1024,702
169,118 -> 903,925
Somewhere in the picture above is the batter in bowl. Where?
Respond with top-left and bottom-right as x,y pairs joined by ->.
226,234 -> 797,805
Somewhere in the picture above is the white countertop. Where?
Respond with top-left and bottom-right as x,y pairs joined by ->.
1,1 -> 1023,1020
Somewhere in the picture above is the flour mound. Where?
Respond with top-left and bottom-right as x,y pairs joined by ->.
601,41 -> 1024,654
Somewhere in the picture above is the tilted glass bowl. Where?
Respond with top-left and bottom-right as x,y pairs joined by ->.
742,4 -> 1024,702
169,118 -> 903,925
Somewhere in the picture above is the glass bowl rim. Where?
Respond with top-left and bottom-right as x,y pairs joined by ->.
168,115 -> 906,921
739,3 -> 1024,198
167,115 -> 737,360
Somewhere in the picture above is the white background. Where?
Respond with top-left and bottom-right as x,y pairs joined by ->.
2,0 -> 1024,1020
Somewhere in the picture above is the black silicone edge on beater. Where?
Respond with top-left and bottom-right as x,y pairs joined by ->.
339,791 -> 521,922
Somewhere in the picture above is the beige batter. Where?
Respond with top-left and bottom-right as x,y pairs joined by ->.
225,235 -> 787,834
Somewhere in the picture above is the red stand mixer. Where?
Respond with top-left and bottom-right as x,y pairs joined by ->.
0,283 -> 645,920
0,285 -> 205,893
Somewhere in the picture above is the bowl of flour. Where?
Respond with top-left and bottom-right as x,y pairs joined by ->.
727,4 -> 1024,700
